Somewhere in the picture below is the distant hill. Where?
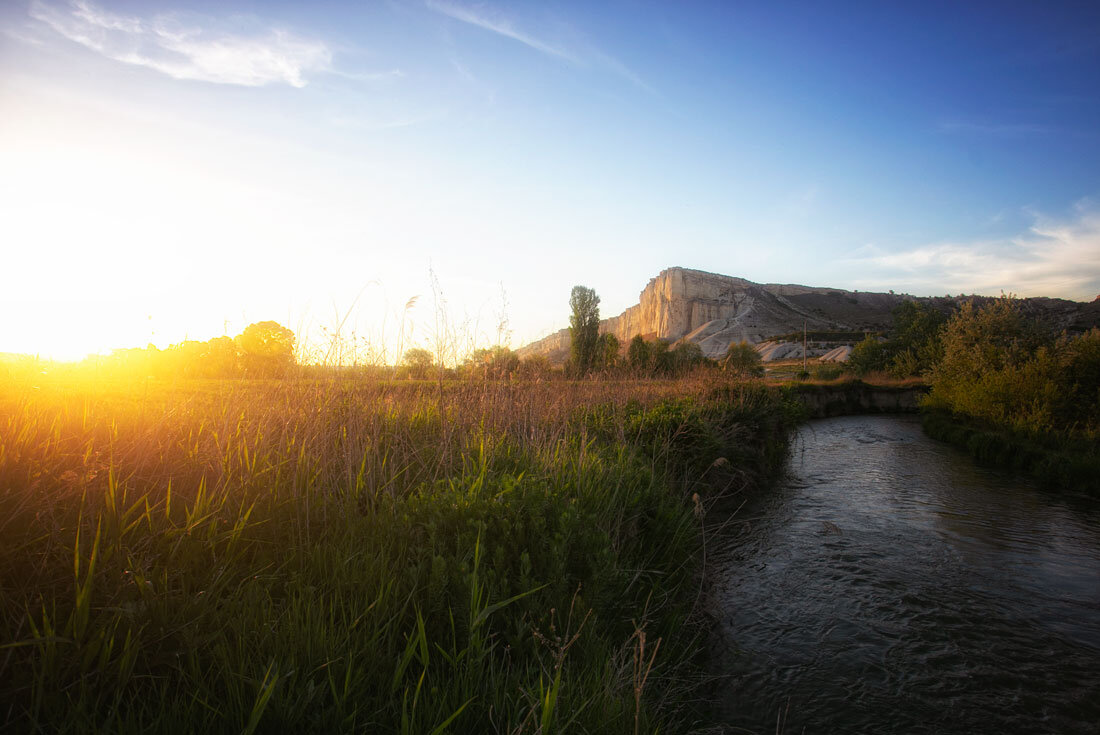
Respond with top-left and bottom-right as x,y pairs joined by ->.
518,267 -> 1097,363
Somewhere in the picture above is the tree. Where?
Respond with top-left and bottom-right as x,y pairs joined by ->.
1052,328 -> 1100,434
467,345 -> 519,379
671,341 -> 705,373
931,297 -> 1046,389
404,347 -> 434,379
518,354 -> 551,380
596,333 -> 621,371
569,286 -> 600,376
627,335 -> 651,374
926,297 -> 1051,427
650,340 -> 673,375
885,300 -> 947,377
847,336 -> 889,376
204,336 -> 239,377
235,321 -> 296,377
723,341 -> 763,378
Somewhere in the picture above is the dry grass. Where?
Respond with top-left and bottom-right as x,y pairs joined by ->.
0,371 -> 798,733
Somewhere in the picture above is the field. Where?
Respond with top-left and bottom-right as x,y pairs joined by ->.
0,372 -> 801,733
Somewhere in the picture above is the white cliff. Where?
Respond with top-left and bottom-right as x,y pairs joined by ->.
519,267 -> 883,361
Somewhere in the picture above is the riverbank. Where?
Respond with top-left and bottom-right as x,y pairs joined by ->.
921,411 -> 1100,495
778,378 -> 929,418
766,379 -> 1098,495
0,376 -> 800,733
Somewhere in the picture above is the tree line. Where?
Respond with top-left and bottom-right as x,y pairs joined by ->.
393,284 -> 764,382
83,321 -> 297,379
566,284 -> 763,378
847,296 -> 1099,440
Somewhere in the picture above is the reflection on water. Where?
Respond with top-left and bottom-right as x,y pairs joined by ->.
711,416 -> 1100,734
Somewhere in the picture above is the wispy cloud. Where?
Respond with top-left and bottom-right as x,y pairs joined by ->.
847,203 -> 1100,300
451,59 -> 496,104
426,0 -> 651,92
30,0 -> 332,87
590,48 -> 654,94
426,0 -> 576,62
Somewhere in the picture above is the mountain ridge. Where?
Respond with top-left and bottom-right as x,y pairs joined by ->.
518,267 -> 1096,363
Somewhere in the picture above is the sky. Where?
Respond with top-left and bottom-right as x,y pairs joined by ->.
2,0 -> 1099,361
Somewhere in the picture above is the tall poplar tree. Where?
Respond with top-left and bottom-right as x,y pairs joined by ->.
569,285 -> 600,376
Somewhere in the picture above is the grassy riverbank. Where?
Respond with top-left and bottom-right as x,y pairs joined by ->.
0,375 -> 800,733
921,411 -> 1100,494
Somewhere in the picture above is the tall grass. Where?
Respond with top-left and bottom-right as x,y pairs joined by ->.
0,373 -> 799,733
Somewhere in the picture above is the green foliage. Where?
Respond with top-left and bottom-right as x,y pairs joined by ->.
0,377 -> 798,733
236,321 -> 296,377
846,336 -> 889,376
1051,328 -> 1100,433
204,335 -> 241,376
922,411 -> 1100,493
627,335 -> 651,373
886,300 -> 946,377
617,337 -> 711,378
926,298 -> 1097,441
595,333 -> 621,371
811,364 -> 844,381
932,298 -> 1046,385
651,340 -> 672,375
722,341 -> 763,378
404,347 -> 434,379
466,346 -> 519,379
83,324 -> 295,379
670,341 -> 706,373
568,286 -> 601,376
517,354 -> 551,380
845,302 -> 946,378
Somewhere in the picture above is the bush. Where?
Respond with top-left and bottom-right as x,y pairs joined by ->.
722,341 -> 763,379
812,364 -> 844,381
846,336 -> 889,376
926,298 -> 1097,441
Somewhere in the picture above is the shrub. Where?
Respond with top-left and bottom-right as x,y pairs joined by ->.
811,364 -> 844,381
846,336 -> 889,376
926,298 -> 1096,441
722,341 -> 763,379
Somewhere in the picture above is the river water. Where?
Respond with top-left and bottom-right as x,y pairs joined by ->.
710,415 -> 1100,734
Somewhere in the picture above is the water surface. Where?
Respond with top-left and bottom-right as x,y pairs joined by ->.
711,415 -> 1100,734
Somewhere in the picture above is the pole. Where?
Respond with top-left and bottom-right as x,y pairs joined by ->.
803,320 -> 807,375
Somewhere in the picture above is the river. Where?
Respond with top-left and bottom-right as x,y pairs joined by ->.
710,415 -> 1100,734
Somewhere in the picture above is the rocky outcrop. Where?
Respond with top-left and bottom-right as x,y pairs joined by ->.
519,267 -> 894,361
598,269 -> 836,348
518,266 -> 1096,364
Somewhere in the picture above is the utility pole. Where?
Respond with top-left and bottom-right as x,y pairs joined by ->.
802,320 -> 808,375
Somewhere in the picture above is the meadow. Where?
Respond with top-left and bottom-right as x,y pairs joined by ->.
0,371 -> 801,733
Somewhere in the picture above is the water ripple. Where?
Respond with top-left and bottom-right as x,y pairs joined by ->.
710,416 -> 1100,734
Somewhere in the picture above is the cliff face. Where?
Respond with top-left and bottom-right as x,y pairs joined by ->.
517,266 -> 1095,363
519,267 -> 874,360
603,269 -> 755,342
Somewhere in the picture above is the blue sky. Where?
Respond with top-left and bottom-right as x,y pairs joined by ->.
2,0 -> 1098,359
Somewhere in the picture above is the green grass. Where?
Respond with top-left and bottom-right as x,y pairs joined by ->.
921,411 -> 1100,495
0,374 -> 799,733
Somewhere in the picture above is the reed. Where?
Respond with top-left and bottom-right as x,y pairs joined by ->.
0,373 -> 798,733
